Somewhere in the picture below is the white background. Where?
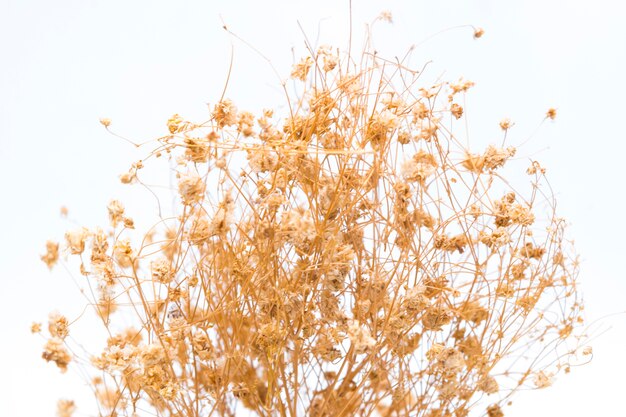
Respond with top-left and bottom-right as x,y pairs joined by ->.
1,0 -> 625,416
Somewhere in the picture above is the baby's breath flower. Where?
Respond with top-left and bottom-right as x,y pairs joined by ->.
291,56 -> 313,81
499,118 -> 513,130
473,27 -> 485,39
107,199 -> 125,228
402,150 -> 438,183
42,337 -> 71,373
41,240 -> 59,269
65,228 -> 89,255
56,399 -> 76,417
450,103 -> 464,119
213,99 -> 238,128
151,258 -> 174,284
347,320 -> 376,354
487,404 -> 503,417
48,312 -> 69,339
178,172 -> 204,205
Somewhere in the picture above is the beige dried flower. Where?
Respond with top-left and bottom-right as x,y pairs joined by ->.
213,99 -> 238,127
402,150 -> 438,183
56,399 -> 76,417
291,56 -> 313,81
478,374 -> 499,394
42,337 -> 71,373
178,172 -> 204,205
450,103 -> 464,119
41,240 -> 59,269
499,118 -> 513,130
31,322 -> 42,333
151,258 -> 174,284
48,312 -> 69,339
487,404 -> 503,417
107,199 -> 125,227
65,228 -> 88,255
347,320 -> 376,354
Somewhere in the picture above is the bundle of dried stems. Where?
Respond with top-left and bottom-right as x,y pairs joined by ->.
37,20 -> 584,417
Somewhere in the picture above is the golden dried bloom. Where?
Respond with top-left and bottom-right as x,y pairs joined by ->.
499,118 -> 513,130
486,404 -> 503,417
450,78 -> 475,95
519,242 -> 546,259
473,27 -> 485,39
56,399 -> 76,417
450,103 -> 464,119
247,149 -> 277,173
113,238 -> 134,268
65,228 -> 88,255
546,107 -> 557,120
41,240 -> 60,269
184,137 -> 210,163
178,172 -> 204,205
99,118 -> 111,128
484,145 -> 516,170
478,374 -> 499,394
402,150 -> 438,183
42,337 -> 71,373
347,320 -> 376,354
167,113 -> 185,134
151,258 -> 174,284
48,312 -> 69,339
192,331 -> 214,360
31,322 -> 42,333
459,300 -> 489,325
213,99 -> 238,127
318,45 -> 338,72
107,199 -> 125,228
437,347 -> 465,374
291,56 -> 313,81
281,208 -> 317,246
60,206 -> 69,217
119,169 -> 136,184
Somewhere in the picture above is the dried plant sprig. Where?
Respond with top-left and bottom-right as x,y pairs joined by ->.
38,34 -> 583,417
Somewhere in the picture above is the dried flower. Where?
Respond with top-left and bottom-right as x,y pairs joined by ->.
42,337 -> 71,373
56,399 -> 76,417
41,240 -> 59,269
291,56 -> 313,81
